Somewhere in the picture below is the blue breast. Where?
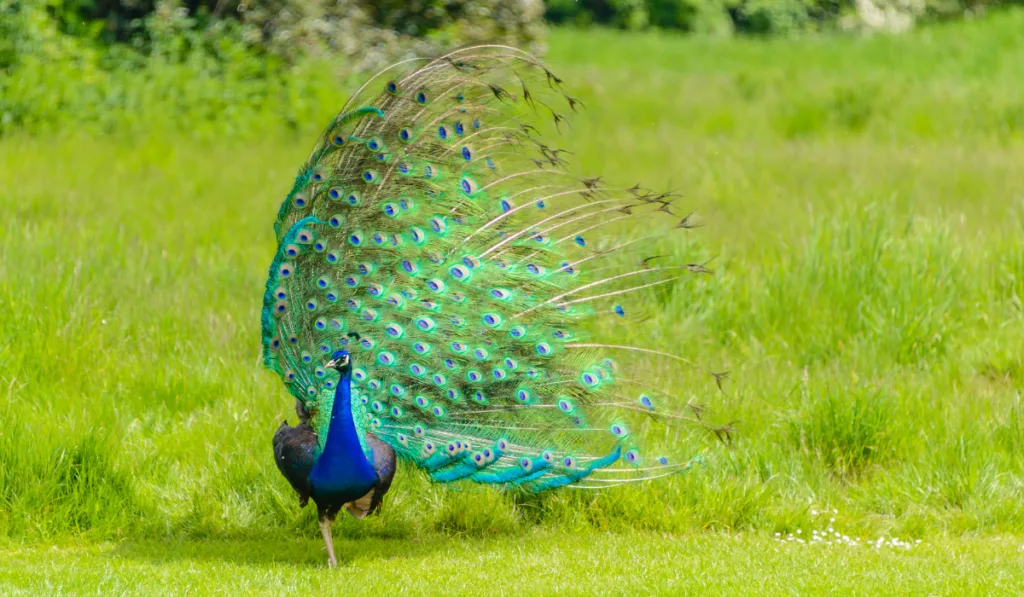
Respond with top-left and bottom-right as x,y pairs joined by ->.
308,370 -> 379,505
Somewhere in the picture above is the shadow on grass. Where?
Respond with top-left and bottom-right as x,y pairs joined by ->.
107,531 -> 509,569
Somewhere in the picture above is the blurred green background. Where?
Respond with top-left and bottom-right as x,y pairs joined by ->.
3,0 -> 1021,136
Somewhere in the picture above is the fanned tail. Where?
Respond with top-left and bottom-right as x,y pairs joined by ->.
261,45 -> 714,493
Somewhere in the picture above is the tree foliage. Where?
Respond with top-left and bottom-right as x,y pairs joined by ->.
545,0 -> 1015,35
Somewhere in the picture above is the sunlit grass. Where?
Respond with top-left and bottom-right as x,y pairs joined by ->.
2,531 -> 1022,596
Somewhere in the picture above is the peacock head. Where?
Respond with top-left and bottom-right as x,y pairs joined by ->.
326,350 -> 351,373
326,333 -> 360,372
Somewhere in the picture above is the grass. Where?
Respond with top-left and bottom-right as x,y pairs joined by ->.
2,9 -> 1024,593
2,531 -> 1024,595
0,532 -> 1019,597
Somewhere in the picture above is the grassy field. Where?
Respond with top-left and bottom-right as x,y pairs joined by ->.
2,10 -> 1024,594
2,532 -> 1023,595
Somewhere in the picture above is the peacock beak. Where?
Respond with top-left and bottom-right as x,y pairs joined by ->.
325,359 -> 337,369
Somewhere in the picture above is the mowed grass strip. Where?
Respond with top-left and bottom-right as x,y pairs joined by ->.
1,531 -> 1023,596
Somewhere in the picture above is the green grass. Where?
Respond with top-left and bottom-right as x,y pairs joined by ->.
3,9 -> 1024,593
2,531 -> 1023,595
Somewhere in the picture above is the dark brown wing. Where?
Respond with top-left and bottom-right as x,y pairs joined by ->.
365,433 -> 397,515
272,420 -> 317,507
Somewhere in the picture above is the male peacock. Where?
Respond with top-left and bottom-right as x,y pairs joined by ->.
263,45 -> 713,567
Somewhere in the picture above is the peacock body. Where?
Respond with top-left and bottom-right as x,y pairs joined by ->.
262,45 -> 709,566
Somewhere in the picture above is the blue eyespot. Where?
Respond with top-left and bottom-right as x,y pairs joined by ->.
460,177 -> 478,196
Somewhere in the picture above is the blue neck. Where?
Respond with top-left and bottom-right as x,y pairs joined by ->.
308,369 -> 378,500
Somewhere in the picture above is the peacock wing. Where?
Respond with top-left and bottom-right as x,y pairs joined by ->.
272,421 -> 318,506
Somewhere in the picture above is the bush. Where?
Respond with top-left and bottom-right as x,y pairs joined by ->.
41,0 -> 546,67
546,0 -> 1020,35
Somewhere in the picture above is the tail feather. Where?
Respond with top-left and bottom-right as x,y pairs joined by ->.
261,45 -> 714,493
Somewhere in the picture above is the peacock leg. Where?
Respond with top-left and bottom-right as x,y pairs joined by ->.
319,518 -> 338,567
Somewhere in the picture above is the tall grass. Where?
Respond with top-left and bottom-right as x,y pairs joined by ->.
2,11 -> 1024,544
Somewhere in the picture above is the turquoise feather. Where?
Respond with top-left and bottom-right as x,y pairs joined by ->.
262,45 -> 707,495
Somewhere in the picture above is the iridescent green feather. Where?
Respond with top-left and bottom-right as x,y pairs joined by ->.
261,46 -> 708,492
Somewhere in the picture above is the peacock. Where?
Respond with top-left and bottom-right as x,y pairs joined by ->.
262,45 -> 715,567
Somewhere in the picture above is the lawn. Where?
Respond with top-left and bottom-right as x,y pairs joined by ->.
2,9 -> 1024,594
2,532 -> 1023,595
